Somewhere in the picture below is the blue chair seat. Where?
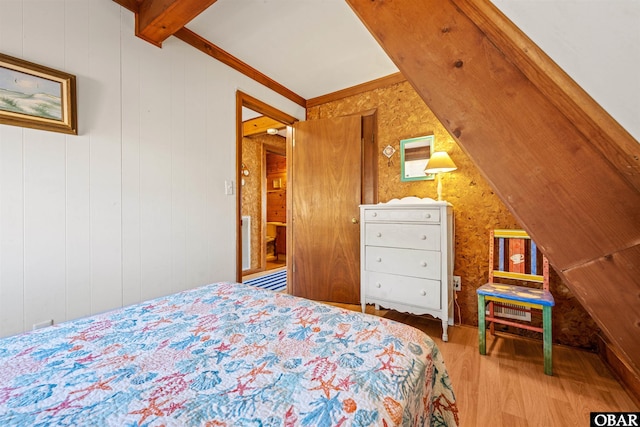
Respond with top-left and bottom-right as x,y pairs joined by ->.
477,283 -> 555,307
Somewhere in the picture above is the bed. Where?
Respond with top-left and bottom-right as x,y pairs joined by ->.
0,281 -> 458,426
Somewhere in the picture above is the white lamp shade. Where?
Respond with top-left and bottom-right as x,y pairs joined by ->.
424,151 -> 457,174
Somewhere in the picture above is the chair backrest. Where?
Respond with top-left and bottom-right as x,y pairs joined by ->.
488,229 -> 549,291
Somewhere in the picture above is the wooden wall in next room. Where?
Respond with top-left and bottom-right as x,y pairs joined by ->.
266,152 -> 287,223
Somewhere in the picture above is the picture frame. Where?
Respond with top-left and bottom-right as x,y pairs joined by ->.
400,135 -> 435,181
0,53 -> 77,135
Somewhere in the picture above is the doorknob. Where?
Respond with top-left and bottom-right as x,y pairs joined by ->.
351,218 -> 359,224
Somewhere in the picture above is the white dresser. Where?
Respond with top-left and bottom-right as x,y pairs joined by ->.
360,198 -> 454,341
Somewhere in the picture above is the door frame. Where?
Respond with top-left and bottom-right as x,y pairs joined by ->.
235,91 -> 298,283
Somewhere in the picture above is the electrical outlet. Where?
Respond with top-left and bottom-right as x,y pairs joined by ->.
453,275 -> 461,291
33,319 -> 53,330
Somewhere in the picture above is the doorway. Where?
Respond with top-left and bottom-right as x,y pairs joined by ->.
240,121 -> 287,276
235,92 -> 297,283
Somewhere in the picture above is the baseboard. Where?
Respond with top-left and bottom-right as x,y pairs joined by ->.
598,334 -> 640,407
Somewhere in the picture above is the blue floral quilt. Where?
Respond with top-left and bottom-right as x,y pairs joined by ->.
0,282 -> 458,426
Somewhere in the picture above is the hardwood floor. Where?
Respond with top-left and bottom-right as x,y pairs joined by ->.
330,303 -> 638,426
266,259 -> 285,270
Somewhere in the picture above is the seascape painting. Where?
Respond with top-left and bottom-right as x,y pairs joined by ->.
0,66 -> 63,120
0,53 -> 76,134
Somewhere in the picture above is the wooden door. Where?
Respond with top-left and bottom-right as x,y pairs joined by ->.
289,115 -> 362,304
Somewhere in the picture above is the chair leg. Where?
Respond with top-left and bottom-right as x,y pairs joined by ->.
543,306 -> 553,375
478,295 -> 486,355
489,301 -> 495,336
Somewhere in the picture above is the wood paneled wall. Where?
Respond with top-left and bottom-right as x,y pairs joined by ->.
266,152 -> 287,223
307,80 -> 600,350
0,0 -> 304,338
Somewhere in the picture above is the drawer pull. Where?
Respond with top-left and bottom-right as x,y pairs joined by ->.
376,283 -> 382,288
425,213 -> 431,219
420,235 -> 427,240
420,290 -> 427,296
376,257 -> 382,262
420,261 -> 427,267
376,232 -> 382,238
372,212 -> 378,217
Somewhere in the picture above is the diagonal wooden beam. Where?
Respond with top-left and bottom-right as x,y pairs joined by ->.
455,0 -> 640,193
345,0 -> 640,376
174,28 -> 306,107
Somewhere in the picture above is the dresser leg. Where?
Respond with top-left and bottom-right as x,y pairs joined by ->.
361,302 -> 366,313
442,319 -> 449,342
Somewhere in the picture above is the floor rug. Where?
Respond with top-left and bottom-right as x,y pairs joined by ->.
243,269 -> 287,292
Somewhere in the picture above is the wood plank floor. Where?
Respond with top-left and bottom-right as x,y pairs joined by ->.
331,303 -> 638,426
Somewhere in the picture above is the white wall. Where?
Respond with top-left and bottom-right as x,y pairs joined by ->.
0,0 -> 304,338
492,0 -> 640,142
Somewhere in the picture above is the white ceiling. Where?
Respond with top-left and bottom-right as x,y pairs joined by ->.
187,0 -> 399,100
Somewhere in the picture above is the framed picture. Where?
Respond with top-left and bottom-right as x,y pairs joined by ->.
400,135 -> 435,181
0,53 -> 77,135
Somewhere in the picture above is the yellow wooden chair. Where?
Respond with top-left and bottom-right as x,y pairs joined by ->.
476,229 -> 555,375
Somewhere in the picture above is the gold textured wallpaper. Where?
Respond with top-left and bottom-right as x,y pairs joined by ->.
308,80 -> 599,350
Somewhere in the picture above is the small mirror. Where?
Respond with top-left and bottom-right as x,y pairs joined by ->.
400,135 -> 435,181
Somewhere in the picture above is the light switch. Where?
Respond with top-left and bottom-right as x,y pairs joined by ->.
225,180 -> 234,195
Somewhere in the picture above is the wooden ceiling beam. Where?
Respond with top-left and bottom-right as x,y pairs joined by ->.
136,0 -> 218,47
112,0 -> 140,13
455,0 -> 640,192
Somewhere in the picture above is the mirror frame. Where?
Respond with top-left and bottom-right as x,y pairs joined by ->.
400,135 -> 435,181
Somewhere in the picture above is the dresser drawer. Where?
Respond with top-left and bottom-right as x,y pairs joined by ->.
366,271 -> 441,310
365,246 -> 440,279
365,223 -> 440,251
363,208 -> 440,223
